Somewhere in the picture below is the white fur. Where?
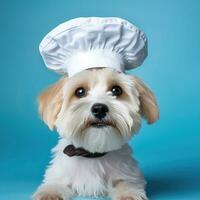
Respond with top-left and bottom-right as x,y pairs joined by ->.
55,70 -> 141,153
33,68 -> 159,200
33,139 -> 146,199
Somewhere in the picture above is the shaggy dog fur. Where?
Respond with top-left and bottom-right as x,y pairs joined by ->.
33,68 -> 159,200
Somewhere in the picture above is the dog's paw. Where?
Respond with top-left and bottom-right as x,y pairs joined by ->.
119,195 -> 147,200
110,181 -> 147,200
32,184 -> 72,200
114,191 -> 147,200
112,191 -> 147,200
33,193 -> 63,200
120,197 -> 135,200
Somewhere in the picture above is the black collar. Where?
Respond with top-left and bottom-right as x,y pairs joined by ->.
63,144 -> 107,158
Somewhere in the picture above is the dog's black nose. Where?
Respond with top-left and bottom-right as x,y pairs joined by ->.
91,103 -> 109,119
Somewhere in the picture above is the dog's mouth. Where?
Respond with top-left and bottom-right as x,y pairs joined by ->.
89,120 -> 114,128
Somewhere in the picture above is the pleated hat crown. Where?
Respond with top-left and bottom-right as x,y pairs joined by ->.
39,17 -> 148,77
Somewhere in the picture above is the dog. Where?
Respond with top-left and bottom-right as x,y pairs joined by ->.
32,67 -> 159,200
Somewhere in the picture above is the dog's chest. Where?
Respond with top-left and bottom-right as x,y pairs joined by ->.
67,157 -> 108,196
47,143 -> 133,197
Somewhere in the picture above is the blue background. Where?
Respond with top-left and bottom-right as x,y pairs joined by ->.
0,0 -> 200,199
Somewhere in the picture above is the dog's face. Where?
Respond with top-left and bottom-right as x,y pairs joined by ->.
39,68 -> 159,153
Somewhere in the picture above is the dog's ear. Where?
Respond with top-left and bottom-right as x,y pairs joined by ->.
132,76 -> 159,124
38,77 -> 67,130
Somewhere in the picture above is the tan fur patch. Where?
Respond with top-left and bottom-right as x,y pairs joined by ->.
38,76 -> 67,130
132,76 -> 159,124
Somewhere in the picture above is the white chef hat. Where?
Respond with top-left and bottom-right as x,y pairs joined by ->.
39,17 -> 147,77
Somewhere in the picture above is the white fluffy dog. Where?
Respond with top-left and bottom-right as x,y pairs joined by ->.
33,68 -> 159,200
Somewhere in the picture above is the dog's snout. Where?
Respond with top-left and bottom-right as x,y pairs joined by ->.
91,103 -> 109,119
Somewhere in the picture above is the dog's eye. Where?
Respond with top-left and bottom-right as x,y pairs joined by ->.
75,87 -> 86,98
111,86 -> 123,96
